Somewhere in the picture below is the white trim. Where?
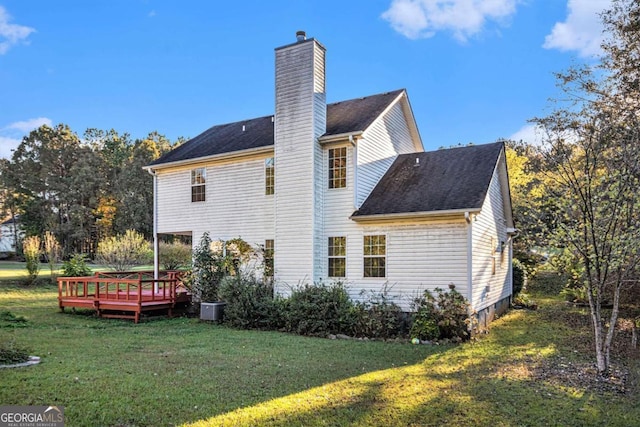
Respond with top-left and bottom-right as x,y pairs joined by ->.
144,146 -> 274,171
466,212 -> 473,302
350,208 -> 481,223
318,131 -> 363,144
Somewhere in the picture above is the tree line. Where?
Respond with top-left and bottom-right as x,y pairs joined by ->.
0,125 -> 183,257
506,0 -> 640,376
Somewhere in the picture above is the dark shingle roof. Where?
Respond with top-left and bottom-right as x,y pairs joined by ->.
325,89 -> 404,135
149,90 -> 405,166
352,142 -> 504,217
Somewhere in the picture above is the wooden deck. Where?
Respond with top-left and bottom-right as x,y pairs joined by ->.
57,271 -> 191,323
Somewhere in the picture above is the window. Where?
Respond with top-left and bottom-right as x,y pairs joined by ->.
328,236 -> 346,277
191,168 -> 206,202
328,147 -> 347,189
264,239 -> 274,277
363,235 -> 386,277
265,157 -> 275,195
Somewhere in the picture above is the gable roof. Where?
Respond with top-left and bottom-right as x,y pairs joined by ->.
149,89 -> 405,167
352,142 -> 505,219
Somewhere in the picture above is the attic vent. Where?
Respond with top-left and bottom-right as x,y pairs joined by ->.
414,157 -> 420,166
296,30 -> 306,42
242,125 -> 246,132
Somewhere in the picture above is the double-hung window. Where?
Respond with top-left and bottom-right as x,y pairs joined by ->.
328,147 -> 347,189
265,157 -> 275,195
191,168 -> 206,202
328,236 -> 346,277
363,235 -> 386,277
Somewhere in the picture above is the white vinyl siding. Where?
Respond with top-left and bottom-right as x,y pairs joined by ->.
274,39 -> 326,290
345,221 -> 468,311
155,156 -> 274,246
471,159 -> 511,312
356,100 -> 418,207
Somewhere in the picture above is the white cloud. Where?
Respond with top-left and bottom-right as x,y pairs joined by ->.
6,117 -> 52,133
0,136 -> 21,159
0,6 -> 35,54
0,117 -> 53,159
509,123 -> 544,146
381,0 -> 519,42
543,0 -> 611,57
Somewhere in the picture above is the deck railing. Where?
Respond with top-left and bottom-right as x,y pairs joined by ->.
57,271 -> 189,323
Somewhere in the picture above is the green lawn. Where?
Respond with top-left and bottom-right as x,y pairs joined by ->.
0,278 -> 637,426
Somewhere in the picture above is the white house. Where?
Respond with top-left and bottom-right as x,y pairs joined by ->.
145,32 -> 515,326
0,216 -> 22,257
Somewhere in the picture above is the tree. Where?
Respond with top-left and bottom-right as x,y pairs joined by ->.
3,124 -> 102,256
113,133 -> 174,239
43,231 -> 61,281
95,230 -> 151,271
22,236 -> 41,284
505,141 -> 558,272
533,0 -> 640,376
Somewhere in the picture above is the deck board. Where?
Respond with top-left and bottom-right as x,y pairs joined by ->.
58,271 -> 191,323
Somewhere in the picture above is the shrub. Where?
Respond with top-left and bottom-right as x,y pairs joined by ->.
22,236 -> 41,285
284,282 -> 354,336
159,241 -> 192,270
43,231 -> 61,281
96,230 -> 152,271
219,273 -> 282,329
410,292 -> 440,341
410,284 -> 474,342
350,288 -> 405,339
190,233 -> 226,303
512,258 -> 527,296
61,254 -> 92,277
435,285 -> 473,341
0,341 -> 30,365
512,292 -> 538,310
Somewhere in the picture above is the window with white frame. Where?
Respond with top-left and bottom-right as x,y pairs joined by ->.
328,147 -> 347,189
328,236 -> 346,277
265,157 -> 274,195
363,235 -> 386,277
191,168 -> 206,202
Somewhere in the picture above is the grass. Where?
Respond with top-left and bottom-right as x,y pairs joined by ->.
0,276 -> 637,426
0,260 -> 155,282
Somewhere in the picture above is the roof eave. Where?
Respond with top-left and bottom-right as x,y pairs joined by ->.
350,208 -> 481,223
318,131 -> 363,144
144,145 -> 274,171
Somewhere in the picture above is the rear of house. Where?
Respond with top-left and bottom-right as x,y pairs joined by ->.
145,31 -> 515,324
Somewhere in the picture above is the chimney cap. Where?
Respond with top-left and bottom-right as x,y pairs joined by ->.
296,30 -> 306,42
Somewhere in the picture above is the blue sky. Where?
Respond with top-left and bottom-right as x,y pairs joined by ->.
0,0 -> 610,159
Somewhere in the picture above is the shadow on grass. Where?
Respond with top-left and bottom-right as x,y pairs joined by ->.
181,301 -> 638,427
1,282 -> 637,426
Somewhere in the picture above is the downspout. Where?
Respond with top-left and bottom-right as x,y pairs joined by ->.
350,135 -> 358,209
147,168 -> 159,289
465,212 -> 473,305
506,228 -> 519,303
